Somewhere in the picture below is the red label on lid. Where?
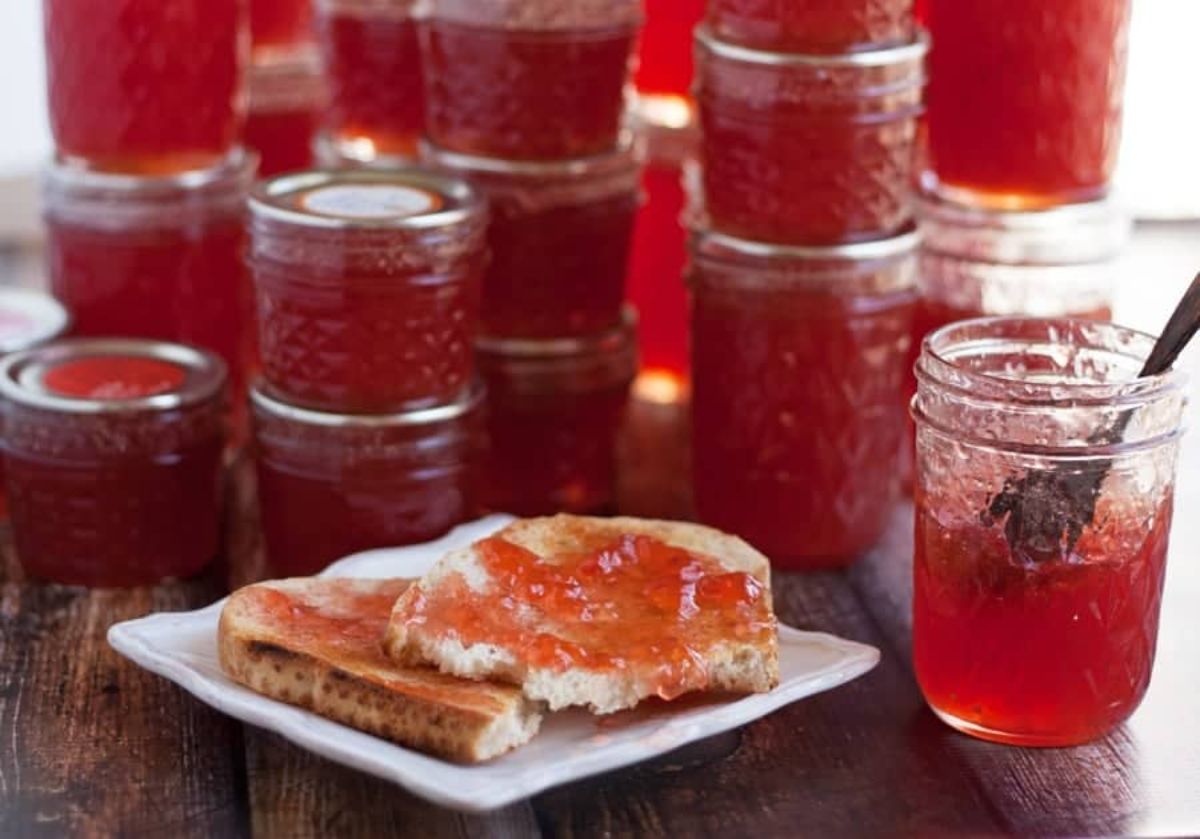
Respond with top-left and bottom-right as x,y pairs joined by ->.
43,356 -> 187,400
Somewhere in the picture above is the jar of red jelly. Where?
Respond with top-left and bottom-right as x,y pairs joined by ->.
252,0 -> 315,56
420,0 -> 643,160
913,318 -> 1185,746
708,0 -> 915,53
694,28 -> 927,245
252,381 -> 483,576
478,312 -> 638,516
249,169 -> 487,412
421,140 -> 642,340
247,49 -> 328,177
924,0 -> 1131,209
315,0 -> 426,162
2,339 -> 227,587
44,0 -> 246,174
689,227 -> 918,568
44,151 -> 258,396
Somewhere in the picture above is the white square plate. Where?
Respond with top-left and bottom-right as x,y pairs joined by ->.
109,515 -> 880,812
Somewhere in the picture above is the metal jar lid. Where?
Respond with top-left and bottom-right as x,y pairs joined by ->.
695,25 -> 929,70
0,338 -> 227,415
0,290 -> 70,355
251,379 -> 484,429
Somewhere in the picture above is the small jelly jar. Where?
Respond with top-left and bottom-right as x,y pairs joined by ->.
689,227 -> 918,568
43,0 -> 247,174
694,28 -> 926,244
708,0 -> 915,53
249,169 -> 487,412
478,313 -> 638,516
246,50 -> 327,177
912,318 -> 1186,746
925,0 -> 1131,209
420,0 -> 642,160
2,339 -> 227,587
251,0 -> 315,56
44,151 -> 257,396
252,382 -> 483,576
315,0 -> 426,162
422,140 -> 642,340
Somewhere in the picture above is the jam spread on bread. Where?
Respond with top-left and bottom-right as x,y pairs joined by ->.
253,580 -> 408,656
397,533 -> 775,701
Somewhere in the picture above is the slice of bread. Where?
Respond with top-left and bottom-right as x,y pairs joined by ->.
383,515 -> 779,714
218,577 -> 543,763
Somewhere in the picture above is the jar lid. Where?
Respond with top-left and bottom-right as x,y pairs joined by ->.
0,339 -> 227,415
250,168 -> 484,231
0,290 -> 70,354
691,225 -> 921,263
695,26 -> 929,69
251,379 -> 484,428
917,195 -> 1131,265
417,0 -> 642,30
249,46 -> 328,114
314,0 -> 417,18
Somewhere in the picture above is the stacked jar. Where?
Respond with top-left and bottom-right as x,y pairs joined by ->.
247,169 -> 490,575
418,0 -> 644,516
689,2 -> 926,569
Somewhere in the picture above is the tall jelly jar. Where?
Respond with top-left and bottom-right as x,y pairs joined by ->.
694,28 -> 927,244
420,0 -> 642,159
690,227 -> 918,568
912,318 -> 1186,746
249,169 -> 487,412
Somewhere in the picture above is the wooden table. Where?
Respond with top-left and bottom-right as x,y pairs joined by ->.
2,225 -> 1199,838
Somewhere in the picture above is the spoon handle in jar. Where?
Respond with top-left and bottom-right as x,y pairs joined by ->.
1141,272 -> 1200,377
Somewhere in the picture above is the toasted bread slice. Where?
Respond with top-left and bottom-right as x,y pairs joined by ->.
383,515 -> 779,714
218,577 -> 543,763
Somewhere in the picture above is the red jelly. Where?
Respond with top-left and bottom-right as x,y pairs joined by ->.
695,29 -> 926,244
252,0 -> 314,54
478,314 -> 637,516
253,383 -> 483,576
43,0 -> 246,174
249,169 -> 487,412
1,339 -> 226,587
422,141 -> 641,340
420,0 -> 642,159
708,0 -> 915,52
247,51 -> 327,177
912,318 -> 1185,745
44,152 -> 257,397
925,0 -> 1131,208
690,228 -> 918,568
316,0 -> 426,162
636,0 -> 705,98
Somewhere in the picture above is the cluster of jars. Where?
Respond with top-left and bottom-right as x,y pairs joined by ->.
686,0 -> 928,569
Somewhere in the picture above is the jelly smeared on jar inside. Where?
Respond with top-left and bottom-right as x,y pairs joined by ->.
400,534 -> 776,699
43,356 -> 187,400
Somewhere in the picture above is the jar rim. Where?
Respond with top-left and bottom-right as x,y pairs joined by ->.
477,307 -> 637,358
691,224 -> 921,264
695,25 -> 929,70
44,147 -> 258,200
251,380 -> 484,428
420,134 -> 641,180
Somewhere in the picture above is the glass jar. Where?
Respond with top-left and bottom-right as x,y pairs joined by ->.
689,227 -> 918,568
912,318 -> 1186,746
420,0 -> 642,159
422,140 -> 642,340
636,0 -> 705,99
44,151 -> 257,397
925,0 -> 1132,209
249,169 -> 487,413
709,0 -> 915,52
43,0 -> 247,174
2,339 -> 227,587
695,28 -> 927,244
251,0 -> 314,56
315,0 -> 426,162
478,312 -> 638,516
246,49 -> 327,177
252,382 -> 483,576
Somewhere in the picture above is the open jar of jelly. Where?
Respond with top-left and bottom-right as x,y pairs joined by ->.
689,226 -> 918,568
2,339 -> 227,587
249,169 -> 487,413
925,0 -> 1131,209
708,0 -> 915,53
478,312 -> 638,516
252,382 -> 483,576
44,0 -> 246,174
422,140 -> 642,340
694,28 -> 926,244
247,49 -> 327,177
315,0 -> 426,162
251,0 -> 315,57
44,151 -> 257,398
912,318 -> 1185,746
420,0 -> 642,160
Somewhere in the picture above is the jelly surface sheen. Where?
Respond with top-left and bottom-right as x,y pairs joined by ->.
42,357 -> 187,400
399,534 -> 775,700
